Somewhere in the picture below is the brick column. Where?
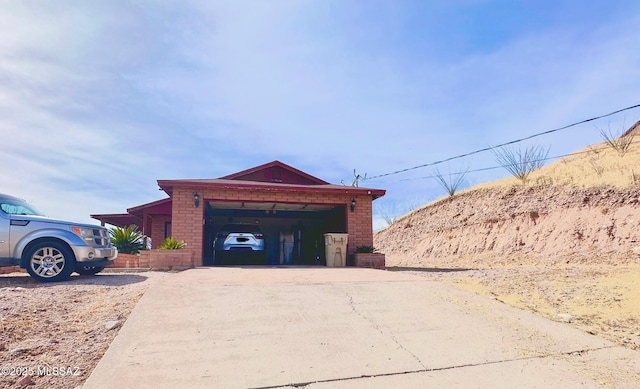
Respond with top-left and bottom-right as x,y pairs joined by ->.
171,188 -> 204,266
346,194 -> 373,254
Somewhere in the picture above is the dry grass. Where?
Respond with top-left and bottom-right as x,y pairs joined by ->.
438,265 -> 640,350
385,126 -> 640,226
478,138 -> 640,190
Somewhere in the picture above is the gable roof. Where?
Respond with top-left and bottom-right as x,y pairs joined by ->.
156,160 -> 385,199
219,160 -> 329,185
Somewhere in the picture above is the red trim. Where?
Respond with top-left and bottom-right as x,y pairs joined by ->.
90,213 -> 142,228
127,197 -> 172,214
206,198 -> 346,207
158,179 -> 385,198
218,160 -> 329,184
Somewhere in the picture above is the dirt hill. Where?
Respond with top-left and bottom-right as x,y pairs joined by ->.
375,123 -> 640,268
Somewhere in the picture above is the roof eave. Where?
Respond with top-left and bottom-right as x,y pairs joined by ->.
158,180 -> 385,198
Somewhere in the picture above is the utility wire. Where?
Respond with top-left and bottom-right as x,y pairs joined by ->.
368,138 -> 640,184
367,103 -> 640,180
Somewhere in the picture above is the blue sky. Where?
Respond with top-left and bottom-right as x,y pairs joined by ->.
2,1 -> 640,230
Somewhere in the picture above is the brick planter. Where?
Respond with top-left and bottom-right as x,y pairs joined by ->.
109,253 -> 141,268
140,249 -> 193,271
0,266 -> 24,274
354,253 -> 386,270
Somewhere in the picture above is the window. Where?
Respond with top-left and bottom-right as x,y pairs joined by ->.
0,200 -> 42,216
164,222 -> 172,239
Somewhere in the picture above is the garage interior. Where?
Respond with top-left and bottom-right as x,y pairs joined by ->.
203,201 -> 347,266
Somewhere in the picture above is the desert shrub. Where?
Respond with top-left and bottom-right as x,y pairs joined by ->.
159,237 -> 186,250
110,225 -> 145,254
433,167 -> 468,198
599,125 -> 635,157
381,214 -> 397,226
492,145 -> 550,185
588,157 -> 605,176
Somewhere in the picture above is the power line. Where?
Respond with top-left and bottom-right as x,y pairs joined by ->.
370,138 -> 640,184
367,103 -> 640,180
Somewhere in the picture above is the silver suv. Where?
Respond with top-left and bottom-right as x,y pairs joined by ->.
0,193 -> 118,282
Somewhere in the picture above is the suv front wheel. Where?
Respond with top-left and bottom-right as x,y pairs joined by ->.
25,240 -> 76,282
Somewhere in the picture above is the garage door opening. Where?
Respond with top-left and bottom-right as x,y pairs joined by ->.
203,201 -> 346,266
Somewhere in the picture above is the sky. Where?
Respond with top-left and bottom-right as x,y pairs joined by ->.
1,0 -> 640,231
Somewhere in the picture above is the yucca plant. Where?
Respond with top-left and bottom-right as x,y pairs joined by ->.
110,225 -> 145,254
355,245 -> 376,253
159,237 -> 186,250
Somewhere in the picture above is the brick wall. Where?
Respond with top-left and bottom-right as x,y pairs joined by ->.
150,215 -> 171,249
109,253 -> 140,268
138,250 -> 192,270
354,253 -> 386,270
171,187 -> 377,267
0,266 -> 23,274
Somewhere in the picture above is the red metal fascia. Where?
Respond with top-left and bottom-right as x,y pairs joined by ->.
158,180 -> 385,198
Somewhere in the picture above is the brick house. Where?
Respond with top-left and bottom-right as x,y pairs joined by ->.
92,161 -> 385,267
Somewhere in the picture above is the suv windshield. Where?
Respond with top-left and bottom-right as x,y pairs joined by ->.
0,198 -> 43,216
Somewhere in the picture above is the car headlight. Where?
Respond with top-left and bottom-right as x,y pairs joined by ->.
71,226 -> 94,242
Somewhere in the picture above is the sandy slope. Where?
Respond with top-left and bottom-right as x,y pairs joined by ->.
376,185 -> 640,268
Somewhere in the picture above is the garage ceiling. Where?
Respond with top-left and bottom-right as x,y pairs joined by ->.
207,201 -> 336,212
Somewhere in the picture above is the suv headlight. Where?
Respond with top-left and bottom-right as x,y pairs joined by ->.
71,226 -> 95,243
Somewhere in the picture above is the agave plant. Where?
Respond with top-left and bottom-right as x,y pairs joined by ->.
355,245 -> 377,253
110,225 -> 145,254
159,237 -> 186,250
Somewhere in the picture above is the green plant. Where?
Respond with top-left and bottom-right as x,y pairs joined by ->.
109,225 -> 145,254
159,237 -> 186,250
355,245 -> 376,253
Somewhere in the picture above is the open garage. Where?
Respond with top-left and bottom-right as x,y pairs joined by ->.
92,161 -> 385,268
204,200 -> 346,266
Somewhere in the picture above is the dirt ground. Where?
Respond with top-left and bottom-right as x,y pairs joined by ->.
0,271 -> 168,389
392,263 -> 640,353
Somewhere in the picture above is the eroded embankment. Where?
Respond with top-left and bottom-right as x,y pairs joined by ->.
375,186 -> 640,267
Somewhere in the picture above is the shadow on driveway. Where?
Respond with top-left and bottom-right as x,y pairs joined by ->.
0,272 -> 150,288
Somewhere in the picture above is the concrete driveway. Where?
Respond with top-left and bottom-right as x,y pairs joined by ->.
83,267 -> 640,388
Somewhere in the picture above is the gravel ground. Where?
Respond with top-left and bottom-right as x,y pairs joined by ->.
0,270 -> 168,389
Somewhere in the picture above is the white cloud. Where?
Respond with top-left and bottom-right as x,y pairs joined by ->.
1,1 -> 639,225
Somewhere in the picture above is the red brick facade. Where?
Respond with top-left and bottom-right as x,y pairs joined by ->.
171,187 -> 376,266
150,215 -> 171,249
